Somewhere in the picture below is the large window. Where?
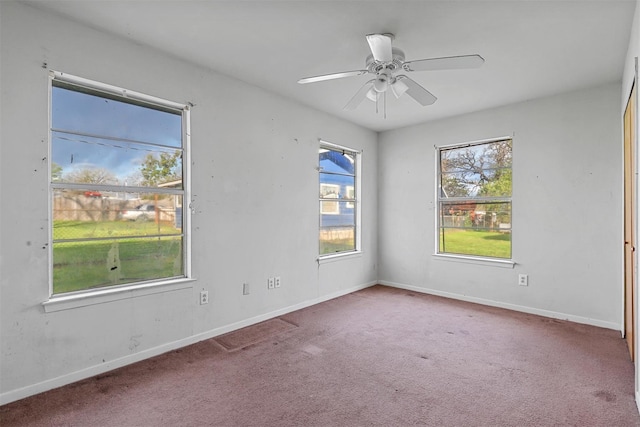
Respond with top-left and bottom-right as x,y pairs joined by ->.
49,72 -> 190,295
319,142 -> 360,256
437,138 -> 512,259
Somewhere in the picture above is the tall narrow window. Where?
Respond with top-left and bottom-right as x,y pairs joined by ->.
50,72 -> 190,295
319,142 -> 360,256
437,138 -> 512,259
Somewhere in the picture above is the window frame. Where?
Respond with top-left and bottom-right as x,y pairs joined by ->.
46,71 -> 192,303
435,136 -> 514,265
318,140 -> 362,260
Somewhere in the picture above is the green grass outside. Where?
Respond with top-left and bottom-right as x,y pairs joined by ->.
53,220 -> 183,294
54,220 -> 180,240
440,229 -> 511,259
320,238 -> 355,255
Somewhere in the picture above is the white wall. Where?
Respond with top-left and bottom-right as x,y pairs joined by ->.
378,83 -> 622,329
622,0 -> 639,106
0,2 -> 377,403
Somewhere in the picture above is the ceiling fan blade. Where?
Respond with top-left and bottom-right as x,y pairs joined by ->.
344,80 -> 375,110
403,54 -> 485,72
366,34 -> 393,63
298,70 -> 368,84
397,76 -> 437,106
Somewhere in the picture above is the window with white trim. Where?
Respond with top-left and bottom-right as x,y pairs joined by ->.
49,72 -> 190,295
437,137 -> 512,259
319,142 -> 360,256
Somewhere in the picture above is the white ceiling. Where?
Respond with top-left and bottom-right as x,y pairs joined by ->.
24,0 -> 637,132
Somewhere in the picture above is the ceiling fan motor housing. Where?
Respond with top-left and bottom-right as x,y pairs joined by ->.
366,47 -> 406,74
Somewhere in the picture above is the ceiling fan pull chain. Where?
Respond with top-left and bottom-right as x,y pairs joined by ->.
384,91 -> 387,119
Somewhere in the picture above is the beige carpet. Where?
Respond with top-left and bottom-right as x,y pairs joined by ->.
1,285 -> 639,426
214,318 -> 297,351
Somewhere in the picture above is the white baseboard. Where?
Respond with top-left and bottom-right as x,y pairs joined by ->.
0,281 -> 376,406
379,280 -> 621,331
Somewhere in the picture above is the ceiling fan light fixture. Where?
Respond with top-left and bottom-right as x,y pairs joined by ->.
373,75 -> 388,93
366,87 -> 378,102
390,79 -> 408,98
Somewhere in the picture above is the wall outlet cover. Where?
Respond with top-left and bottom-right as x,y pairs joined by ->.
200,290 -> 209,304
518,274 -> 528,286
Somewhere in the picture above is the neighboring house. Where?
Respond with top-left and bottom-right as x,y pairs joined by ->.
158,179 -> 183,229
319,150 -> 355,229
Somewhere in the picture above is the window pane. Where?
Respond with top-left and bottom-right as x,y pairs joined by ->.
51,78 -> 186,295
319,144 -> 358,257
438,139 -> 512,259
319,227 -> 355,255
320,201 -> 355,254
439,201 -> 511,258
439,228 -> 511,258
52,85 -> 182,148
52,236 -> 183,294
440,140 -> 512,198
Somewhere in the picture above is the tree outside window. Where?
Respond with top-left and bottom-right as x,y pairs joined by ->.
438,138 -> 512,259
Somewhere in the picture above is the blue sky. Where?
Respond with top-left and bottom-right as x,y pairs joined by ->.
51,86 -> 182,184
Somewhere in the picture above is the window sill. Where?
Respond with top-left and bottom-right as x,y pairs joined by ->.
318,250 -> 362,264
42,278 -> 196,313
433,253 -> 515,268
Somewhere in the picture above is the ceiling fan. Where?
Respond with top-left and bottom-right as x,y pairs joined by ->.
298,33 -> 484,112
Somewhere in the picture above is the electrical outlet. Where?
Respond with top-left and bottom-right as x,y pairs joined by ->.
268,277 -> 275,289
200,290 -> 209,304
518,274 -> 528,286
243,282 -> 250,295
274,276 -> 281,288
